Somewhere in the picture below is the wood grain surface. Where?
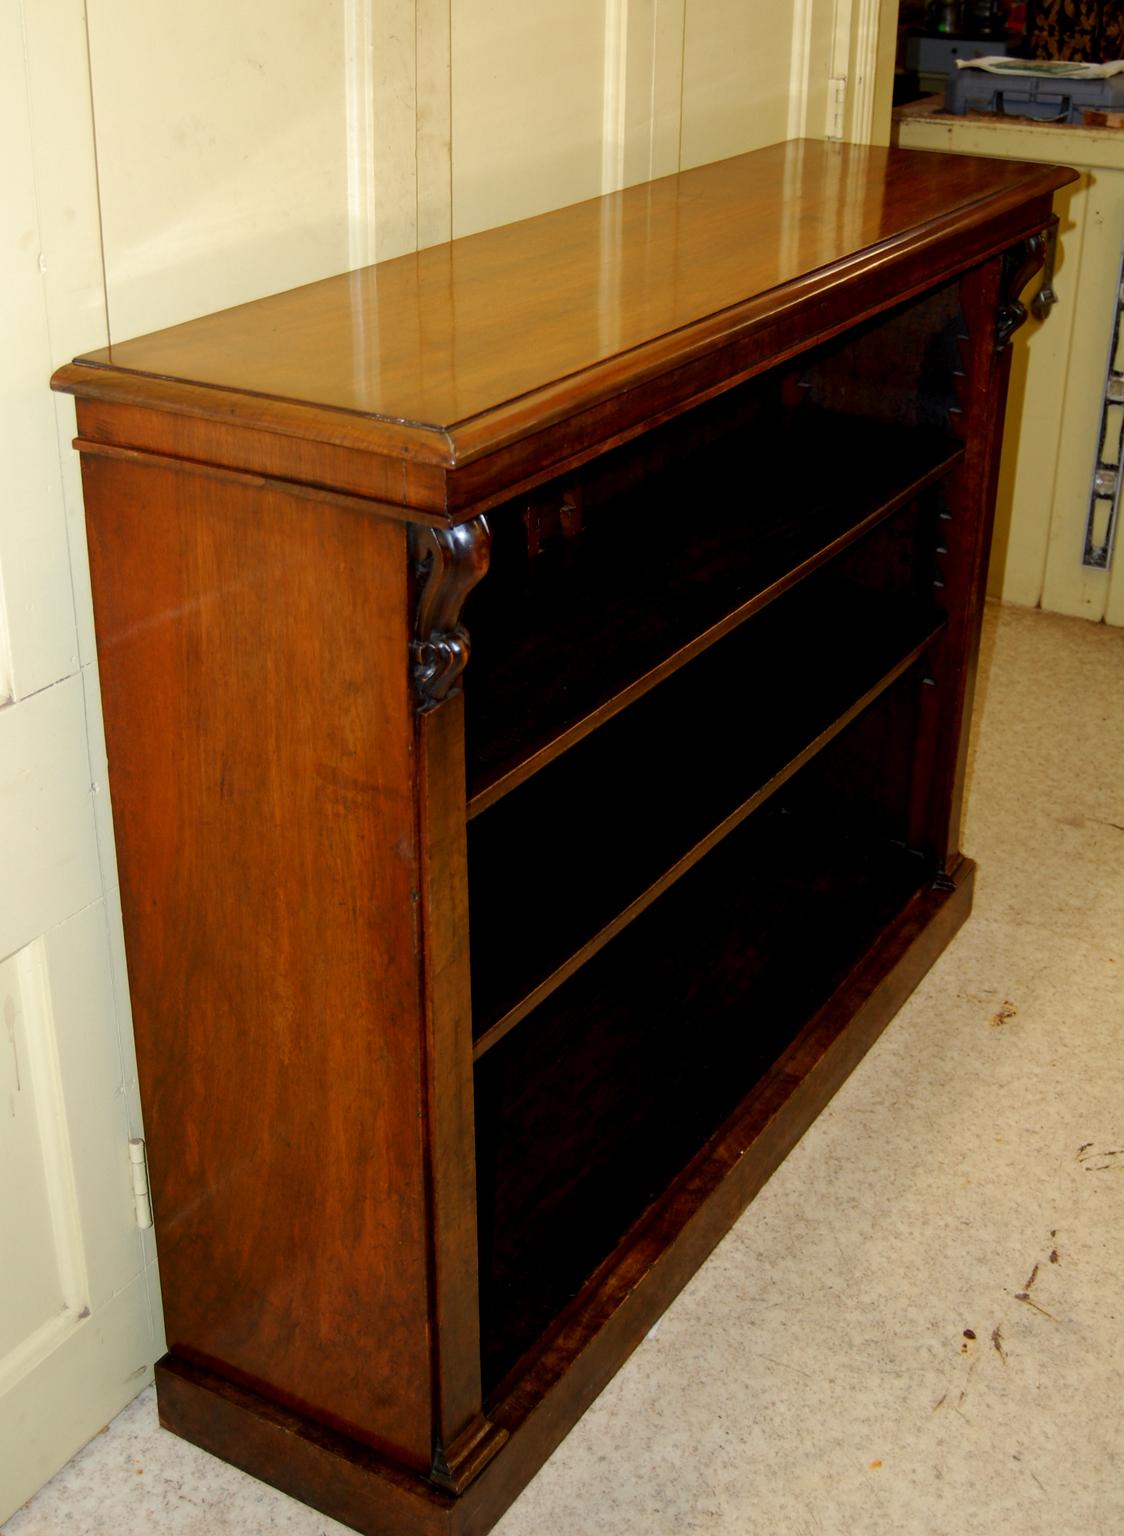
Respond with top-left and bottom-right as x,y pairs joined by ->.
54,141 -> 1074,515
63,138 -> 1074,1536
83,454 -> 441,1471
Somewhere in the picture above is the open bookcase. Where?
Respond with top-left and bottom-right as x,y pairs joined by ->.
54,141 -> 1073,1536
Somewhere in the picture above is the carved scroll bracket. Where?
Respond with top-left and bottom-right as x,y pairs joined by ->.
1031,217 -> 1060,322
411,516 -> 491,712
997,222 -> 1054,350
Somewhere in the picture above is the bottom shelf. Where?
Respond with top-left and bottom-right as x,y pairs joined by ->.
153,859 -> 975,1536
474,769 -> 933,1394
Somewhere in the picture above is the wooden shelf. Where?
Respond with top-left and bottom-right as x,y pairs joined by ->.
55,140 -> 1071,1536
469,587 -> 945,1051
474,796 -> 931,1395
464,407 -> 961,812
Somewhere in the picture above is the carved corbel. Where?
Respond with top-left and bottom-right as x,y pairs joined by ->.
411,516 -> 491,711
1031,218 -> 1060,321
996,222 -> 1054,349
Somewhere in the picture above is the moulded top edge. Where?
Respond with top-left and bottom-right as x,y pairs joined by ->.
52,141 -> 1075,470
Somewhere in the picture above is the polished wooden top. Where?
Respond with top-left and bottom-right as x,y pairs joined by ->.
55,140 -> 1073,475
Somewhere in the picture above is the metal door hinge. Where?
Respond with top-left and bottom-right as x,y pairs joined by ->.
129,1137 -> 154,1230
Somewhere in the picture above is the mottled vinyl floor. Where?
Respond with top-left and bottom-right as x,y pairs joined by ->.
6,602 -> 1123,1536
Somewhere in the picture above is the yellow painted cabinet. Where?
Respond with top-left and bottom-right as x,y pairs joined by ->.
895,107 -> 1124,626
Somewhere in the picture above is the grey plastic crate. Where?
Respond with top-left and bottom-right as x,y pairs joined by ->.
945,66 -> 1124,123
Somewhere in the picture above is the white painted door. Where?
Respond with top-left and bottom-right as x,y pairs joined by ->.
0,2 -> 161,1521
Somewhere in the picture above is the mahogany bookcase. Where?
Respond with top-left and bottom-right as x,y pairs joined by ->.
54,140 -> 1074,1536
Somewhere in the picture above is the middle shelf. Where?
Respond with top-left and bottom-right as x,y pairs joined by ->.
473,695 -> 937,1396
468,502 -> 947,1051
462,405 -> 961,812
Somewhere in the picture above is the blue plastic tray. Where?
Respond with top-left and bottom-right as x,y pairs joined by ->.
945,67 -> 1124,124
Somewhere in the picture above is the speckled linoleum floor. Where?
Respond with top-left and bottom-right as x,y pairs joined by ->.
6,602 -> 1123,1536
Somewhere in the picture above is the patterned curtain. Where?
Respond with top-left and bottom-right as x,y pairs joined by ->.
1029,1 -> 1124,59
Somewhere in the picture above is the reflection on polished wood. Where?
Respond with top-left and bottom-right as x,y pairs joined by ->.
56,141 -> 1072,509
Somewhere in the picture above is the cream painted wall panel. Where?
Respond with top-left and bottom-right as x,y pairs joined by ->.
788,0 -> 816,140
416,0 -> 454,247
20,0 -> 112,674
43,901 -> 145,1309
347,0 -> 453,261
645,0 -> 688,181
87,0 -> 353,339
362,0 -> 418,263
451,0 -> 609,236
606,0 -> 686,192
838,0 -> 897,147
80,656 -> 120,907
0,949 -> 69,1361
1107,524 -> 1124,625
0,676 -> 100,965
805,0 -> 842,143
680,0 -> 793,170
0,0 -> 80,701
1107,582 -> 1124,625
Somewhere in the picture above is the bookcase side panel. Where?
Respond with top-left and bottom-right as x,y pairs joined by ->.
415,692 -> 504,1488
81,450 -> 440,1472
